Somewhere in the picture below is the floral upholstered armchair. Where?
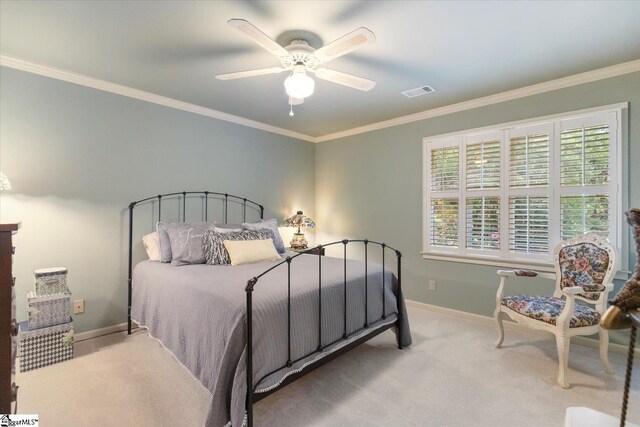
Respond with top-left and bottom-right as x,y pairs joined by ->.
494,233 -> 617,388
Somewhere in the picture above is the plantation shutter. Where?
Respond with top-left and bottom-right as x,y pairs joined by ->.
429,142 -> 460,249
559,117 -> 611,240
431,198 -> 459,247
506,126 -> 552,255
431,146 -> 459,191
466,140 -> 500,189
466,197 -> 500,250
560,195 -> 609,240
560,124 -> 609,186
509,196 -> 550,254
509,133 -> 549,187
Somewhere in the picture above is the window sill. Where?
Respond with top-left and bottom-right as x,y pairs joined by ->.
420,252 -> 630,280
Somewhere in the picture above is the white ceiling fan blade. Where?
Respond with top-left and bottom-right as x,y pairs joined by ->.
215,67 -> 285,80
312,27 -> 375,64
289,96 -> 304,106
228,19 -> 289,57
314,68 -> 376,91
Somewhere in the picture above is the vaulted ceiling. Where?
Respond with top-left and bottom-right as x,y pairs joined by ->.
1,1 -> 639,139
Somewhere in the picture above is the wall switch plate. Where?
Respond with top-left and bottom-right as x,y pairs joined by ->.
428,280 -> 436,291
73,299 -> 85,314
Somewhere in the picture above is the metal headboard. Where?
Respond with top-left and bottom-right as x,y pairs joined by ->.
126,191 -> 264,333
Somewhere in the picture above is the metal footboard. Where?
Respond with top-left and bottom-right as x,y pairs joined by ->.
244,240 -> 402,426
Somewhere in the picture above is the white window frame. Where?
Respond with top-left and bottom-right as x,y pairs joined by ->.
422,103 -> 629,277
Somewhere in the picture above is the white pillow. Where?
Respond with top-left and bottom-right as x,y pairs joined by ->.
223,239 -> 280,266
142,232 -> 161,262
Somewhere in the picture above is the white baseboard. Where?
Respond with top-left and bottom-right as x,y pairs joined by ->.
406,299 -> 638,357
74,322 -> 138,342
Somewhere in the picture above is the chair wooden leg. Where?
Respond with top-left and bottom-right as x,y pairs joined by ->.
495,311 -> 505,348
599,329 -> 614,374
555,334 -> 571,388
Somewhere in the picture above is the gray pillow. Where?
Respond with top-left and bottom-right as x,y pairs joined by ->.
242,218 -> 286,254
163,222 -> 215,266
156,223 -> 172,263
203,229 -> 277,265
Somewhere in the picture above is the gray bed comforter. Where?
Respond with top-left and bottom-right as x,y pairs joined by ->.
131,252 -> 411,426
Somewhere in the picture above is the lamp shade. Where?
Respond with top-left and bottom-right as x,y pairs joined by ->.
283,211 -> 315,229
284,66 -> 315,99
0,171 -> 11,191
283,210 -> 315,249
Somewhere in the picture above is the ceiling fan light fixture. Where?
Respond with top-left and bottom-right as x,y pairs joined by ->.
284,66 -> 315,99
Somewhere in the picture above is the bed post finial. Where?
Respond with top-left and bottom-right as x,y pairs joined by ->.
245,277 -> 258,293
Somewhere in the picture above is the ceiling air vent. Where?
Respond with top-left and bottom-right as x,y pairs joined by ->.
402,85 -> 436,98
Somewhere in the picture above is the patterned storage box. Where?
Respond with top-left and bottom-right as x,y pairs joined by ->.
19,320 -> 74,372
34,267 -> 68,296
27,291 -> 71,330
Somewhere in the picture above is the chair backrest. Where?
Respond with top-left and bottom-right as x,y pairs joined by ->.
553,233 -> 617,305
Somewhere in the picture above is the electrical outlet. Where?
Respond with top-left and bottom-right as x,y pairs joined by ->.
73,299 -> 85,314
428,280 -> 436,291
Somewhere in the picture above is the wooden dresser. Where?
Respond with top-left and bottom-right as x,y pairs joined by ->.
1,222 -> 20,413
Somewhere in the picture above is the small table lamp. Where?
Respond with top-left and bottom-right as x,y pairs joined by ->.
283,210 -> 315,249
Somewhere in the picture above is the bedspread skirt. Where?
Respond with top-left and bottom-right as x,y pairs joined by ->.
131,254 -> 411,426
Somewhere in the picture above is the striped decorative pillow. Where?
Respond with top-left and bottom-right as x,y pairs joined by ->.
203,229 -> 277,265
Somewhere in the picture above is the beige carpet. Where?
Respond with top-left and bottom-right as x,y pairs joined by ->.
16,305 -> 639,426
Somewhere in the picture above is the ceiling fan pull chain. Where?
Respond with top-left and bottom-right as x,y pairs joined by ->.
289,104 -> 294,117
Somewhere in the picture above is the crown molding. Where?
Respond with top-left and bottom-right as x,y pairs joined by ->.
0,55 -> 315,143
2,55 -> 639,144
315,59 -> 640,142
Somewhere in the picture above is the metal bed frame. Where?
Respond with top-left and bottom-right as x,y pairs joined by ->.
127,191 -> 403,426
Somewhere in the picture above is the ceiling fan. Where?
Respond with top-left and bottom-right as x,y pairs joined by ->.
215,19 -> 376,114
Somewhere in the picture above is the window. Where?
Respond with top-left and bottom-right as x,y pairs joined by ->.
423,106 -> 624,269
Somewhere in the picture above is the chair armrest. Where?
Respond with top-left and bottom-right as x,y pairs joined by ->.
561,286 -> 584,295
495,269 -> 556,315
497,269 -> 556,281
561,283 -> 613,296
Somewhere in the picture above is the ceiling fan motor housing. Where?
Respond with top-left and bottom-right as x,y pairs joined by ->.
280,40 -> 320,70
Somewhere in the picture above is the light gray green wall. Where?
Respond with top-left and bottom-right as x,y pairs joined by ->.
316,71 -> 640,345
0,66 -> 316,333
2,65 -> 638,345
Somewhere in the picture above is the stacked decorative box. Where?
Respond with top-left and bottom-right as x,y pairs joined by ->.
18,267 -> 74,372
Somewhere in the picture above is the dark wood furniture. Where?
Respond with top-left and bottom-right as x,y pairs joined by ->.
288,246 -> 325,256
1,222 -> 20,414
